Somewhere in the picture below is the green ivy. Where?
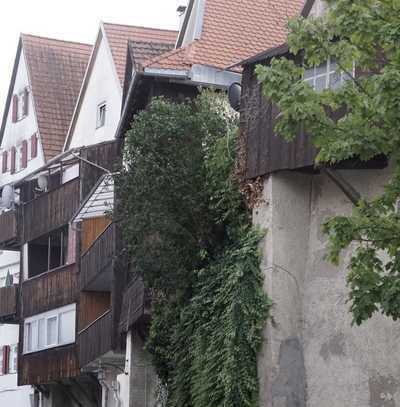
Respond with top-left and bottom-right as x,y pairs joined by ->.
116,92 -> 271,407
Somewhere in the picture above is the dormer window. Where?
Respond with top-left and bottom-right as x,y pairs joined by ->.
96,102 -> 106,128
304,58 -> 351,91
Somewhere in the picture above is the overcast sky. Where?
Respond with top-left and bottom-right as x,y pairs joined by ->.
0,0 -> 183,117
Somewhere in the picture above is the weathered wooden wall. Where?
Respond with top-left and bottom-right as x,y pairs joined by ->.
78,291 -> 110,331
0,285 -> 18,322
80,141 -> 120,199
22,263 -> 77,318
80,223 -> 115,290
81,216 -> 111,253
0,210 -> 18,246
77,311 -> 112,368
241,62 -> 317,179
119,276 -> 149,334
19,344 -> 79,386
22,178 -> 80,242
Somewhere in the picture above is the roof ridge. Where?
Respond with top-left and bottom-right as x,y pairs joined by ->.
102,21 -> 178,33
21,33 -> 91,48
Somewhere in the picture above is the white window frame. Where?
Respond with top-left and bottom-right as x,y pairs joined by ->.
96,102 -> 107,129
304,57 -> 353,91
23,303 -> 76,354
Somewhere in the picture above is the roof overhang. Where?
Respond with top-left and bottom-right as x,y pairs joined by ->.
72,173 -> 114,223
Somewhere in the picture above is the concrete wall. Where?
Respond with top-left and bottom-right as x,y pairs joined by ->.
255,167 -> 400,407
118,331 -> 158,407
69,33 -> 122,149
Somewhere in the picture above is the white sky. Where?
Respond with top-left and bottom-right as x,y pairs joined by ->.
0,0 -> 184,117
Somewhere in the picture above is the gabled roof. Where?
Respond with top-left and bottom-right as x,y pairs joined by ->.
144,0 -> 306,71
102,22 -> 178,85
0,34 -> 91,161
64,23 -> 178,151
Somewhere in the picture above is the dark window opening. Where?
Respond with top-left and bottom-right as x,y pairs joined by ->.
28,227 -> 68,278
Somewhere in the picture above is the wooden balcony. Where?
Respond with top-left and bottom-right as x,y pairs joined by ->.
0,285 -> 18,323
22,263 -> 77,318
0,210 -> 18,248
22,178 -> 80,242
77,310 -> 113,368
119,276 -> 150,334
80,223 -> 115,291
19,344 -> 79,386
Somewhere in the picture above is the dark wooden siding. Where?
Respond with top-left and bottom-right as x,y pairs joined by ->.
0,210 -> 18,247
119,276 -> 150,333
80,141 -> 120,199
78,291 -> 111,331
19,344 -> 79,386
22,263 -> 77,318
0,285 -> 18,322
77,311 -> 112,368
241,63 -> 317,179
80,223 -> 115,291
22,178 -> 80,242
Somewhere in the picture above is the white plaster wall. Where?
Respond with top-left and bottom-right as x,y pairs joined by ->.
69,34 -> 122,149
256,167 -> 400,407
0,48 -> 45,188
309,0 -> 327,17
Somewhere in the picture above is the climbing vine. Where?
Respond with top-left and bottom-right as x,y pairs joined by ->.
116,92 -> 271,407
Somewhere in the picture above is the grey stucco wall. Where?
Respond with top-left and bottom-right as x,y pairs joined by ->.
254,168 -> 400,407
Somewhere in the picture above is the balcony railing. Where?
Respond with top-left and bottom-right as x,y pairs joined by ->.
0,285 -> 18,323
119,276 -> 150,334
22,263 -> 77,318
0,210 -> 18,247
77,310 -> 112,368
80,223 -> 115,291
22,178 -> 80,242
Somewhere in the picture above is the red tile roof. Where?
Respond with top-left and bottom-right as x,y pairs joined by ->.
22,34 -> 91,161
145,0 -> 305,71
128,40 -> 175,70
102,23 -> 178,85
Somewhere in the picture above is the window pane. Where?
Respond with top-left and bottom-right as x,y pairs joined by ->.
31,321 -> 38,351
38,318 -> 45,349
47,316 -> 58,346
59,310 -> 75,344
315,62 -> 327,76
9,345 -> 18,373
315,75 -> 327,91
303,67 -> 314,80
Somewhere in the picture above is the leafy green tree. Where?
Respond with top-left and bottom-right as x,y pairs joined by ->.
116,93 -> 271,407
256,0 -> 400,325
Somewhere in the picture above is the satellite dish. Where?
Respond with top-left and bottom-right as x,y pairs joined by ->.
1,185 -> 14,209
37,174 -> 48,191
228,82 -> 242,112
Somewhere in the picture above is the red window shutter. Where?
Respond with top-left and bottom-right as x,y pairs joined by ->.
23,88 -> 29,117
10,147 -> 16,174
31,133 -> 38,158
2,151 -> 7,173
1,346 -> 9,375
21,140 -> 28,169
12,95 -> 18,123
